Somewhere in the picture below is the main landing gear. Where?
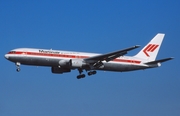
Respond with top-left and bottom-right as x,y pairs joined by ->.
88,71 -> 97,76
77,74 -> 86,79
77,69 -> 97,79
77,69 -> 85,79
15,62 -> 21,72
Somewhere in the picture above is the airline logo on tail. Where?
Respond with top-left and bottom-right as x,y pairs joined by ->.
143,44 -> 159,57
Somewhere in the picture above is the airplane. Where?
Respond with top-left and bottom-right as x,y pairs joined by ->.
4,33 -> 173,79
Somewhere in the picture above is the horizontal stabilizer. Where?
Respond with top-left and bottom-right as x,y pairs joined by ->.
145,57 -> 174,64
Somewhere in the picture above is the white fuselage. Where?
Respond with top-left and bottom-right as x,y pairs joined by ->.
5,48 -> 158,72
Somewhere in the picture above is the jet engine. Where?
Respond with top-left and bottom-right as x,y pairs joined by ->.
58,59 -> 87,68
71,59 -> 86,68
59,59 -> 72,67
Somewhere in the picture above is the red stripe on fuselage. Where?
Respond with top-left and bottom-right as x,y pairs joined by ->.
8,51 -> 141,64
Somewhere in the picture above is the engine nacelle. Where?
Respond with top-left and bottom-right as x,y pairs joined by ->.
51,67 -> 71,74
71,59 -> 86,68
59,59 -> 72,67
59,59 -> 87,68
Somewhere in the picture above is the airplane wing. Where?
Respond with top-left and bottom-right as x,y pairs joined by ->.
84,45 -> 140,63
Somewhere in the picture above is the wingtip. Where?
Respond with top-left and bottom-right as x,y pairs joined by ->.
135,45 -> 140,48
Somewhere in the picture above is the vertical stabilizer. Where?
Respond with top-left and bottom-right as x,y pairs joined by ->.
135,33 -> 165,61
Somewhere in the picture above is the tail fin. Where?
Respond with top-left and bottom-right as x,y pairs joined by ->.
135,33 -> 165,61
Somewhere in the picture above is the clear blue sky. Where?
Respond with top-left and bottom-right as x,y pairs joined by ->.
0,0 -> 179,116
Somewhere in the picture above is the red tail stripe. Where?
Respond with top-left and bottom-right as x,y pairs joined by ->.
150,45 -> 159,52
147,44 -> 156,52
143,44 -> 152,57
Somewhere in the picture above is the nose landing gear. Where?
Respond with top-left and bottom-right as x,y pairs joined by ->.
15,62 -> 21,72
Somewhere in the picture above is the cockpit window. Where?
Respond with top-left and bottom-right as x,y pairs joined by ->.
9,51 -> 16,54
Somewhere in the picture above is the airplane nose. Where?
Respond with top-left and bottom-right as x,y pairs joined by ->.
5,54 -> 9,59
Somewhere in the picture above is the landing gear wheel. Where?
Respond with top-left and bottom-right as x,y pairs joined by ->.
77,74 -> 86,79
92,71 -> 97,74
88,72 -> 93,76
77,76 -> 81,79
77,68 -> 86,79
88,70 -> 97,76
81,74 -> 85,78
16,68 -> 20,72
